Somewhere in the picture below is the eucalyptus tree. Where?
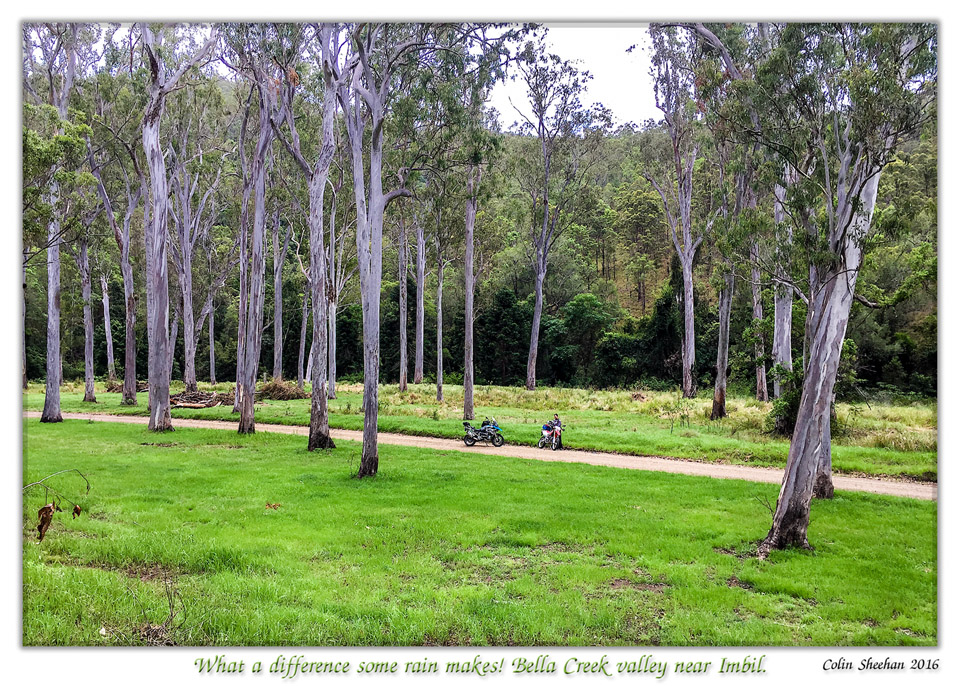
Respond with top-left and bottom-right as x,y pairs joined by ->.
64,188 -> 103,403
644,24 -> 717,398
432,185 -> 464,402
139,22 -> 219,431
22,100 -> 90,391
271,209 -> 293,380
167,76 -> 230,392
682,22 -> 783,402
512,35 -> 611,390
267,22 -> 345,449
23,22 -> 81,422
331,23 -> 481,476
457,31 -> 509,420
221,23 -> 286,434
97,259 -> 116,383
86,44 -> 146,405
324,142 -> 356,399
748,23 -> 937,552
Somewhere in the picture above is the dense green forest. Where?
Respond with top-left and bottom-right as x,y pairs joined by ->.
22,30 -> 937,400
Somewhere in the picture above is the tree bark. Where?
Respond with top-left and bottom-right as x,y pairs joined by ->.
100,272 -> 116,383
680,257 -> 697,398
306,170 -> 334,450
208,304 -> 216,384
272,210 -> 289,380
138,24 -> 216,429
413,220 -> 426,384
22,254 -> 29,390
327,299 -> 337,399
771,178 -> 794,398
90,162 -> 139,405
180,253 -> 198,392
237,101 -> 273,434
436,255 -> 445,402
142,102 -> 173,431
76,239 -> 97,402
398,215 -> 408,391
463,165 -> 479,420
525,260 -> 546,391
750,242 -> 769,401
762,172 -> 880,553
40,185 -> 63,423
711,267 -> 734,420
297,286 -> 309,390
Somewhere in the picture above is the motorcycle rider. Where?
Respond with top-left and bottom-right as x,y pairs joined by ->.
550,413 -> 563,449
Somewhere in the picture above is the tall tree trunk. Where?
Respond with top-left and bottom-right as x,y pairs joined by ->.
167,303 -> 180,382
436,257 -> 444,402
762,173 -> 879,553
40,185 -> 63,423
297,287 -> 309,390
680,257 -> 697,398
272,211 -> 284,380
771,179 -> 794,399
23,253 -> 29,390
711,268 -> 734,420
327,299 -> 337,399
750,242 -> 768,401
463,166 -> 479,420
120,239 -> 138,405
181,256 -> 198,392
398,216 -> 408,391
413,221 -> 426,384
100,273 -> 116,383
77,240 -> 97,402
233,221 -> 249,412
306,336 -> 315,387
142,107 -> 173,431
525,261 -> 546,390
238,107 -> 273,434
306,170 -> 334,450
208,304 -> 216,384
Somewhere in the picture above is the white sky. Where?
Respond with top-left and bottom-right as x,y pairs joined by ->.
488,24 -> 659,130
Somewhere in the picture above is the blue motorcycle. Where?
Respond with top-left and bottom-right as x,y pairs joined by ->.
462,417 -> 505,447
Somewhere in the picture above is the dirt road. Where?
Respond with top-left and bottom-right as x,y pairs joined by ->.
23,411 -> 936,501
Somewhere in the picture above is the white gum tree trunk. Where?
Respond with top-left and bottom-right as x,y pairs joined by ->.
100,272 -> 116,383
398,215 -> 408,391
297,287 -> 309,390
413,220 -> 426,384
771,176 -> 794,398
40,185 -> 63,423
750,241 -> 769,401
208,305 -> 216,384
436,252 -> 445,402
237,103 -> 273,434
76,239 -> 97,402
525,258 -> 546,390
711,268 -> 734,420
762,170 -> 881,552
463,165 -> 480,420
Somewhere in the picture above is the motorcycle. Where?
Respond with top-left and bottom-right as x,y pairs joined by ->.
462,417 -> 505,447
538,422 -> 562,451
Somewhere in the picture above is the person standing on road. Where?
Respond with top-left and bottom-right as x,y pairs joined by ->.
552,413 -> 563,449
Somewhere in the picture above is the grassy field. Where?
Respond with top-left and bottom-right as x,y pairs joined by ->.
23,381 -> 938,480
23,419 -> 936,646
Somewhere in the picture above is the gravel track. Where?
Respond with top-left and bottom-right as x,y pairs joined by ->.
23,411 -> 936,501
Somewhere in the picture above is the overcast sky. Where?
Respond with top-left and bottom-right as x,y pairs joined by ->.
488,23 -> 659,131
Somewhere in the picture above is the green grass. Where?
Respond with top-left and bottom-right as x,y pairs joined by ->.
23,419 -> 936,646
23,381 -> 937,480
